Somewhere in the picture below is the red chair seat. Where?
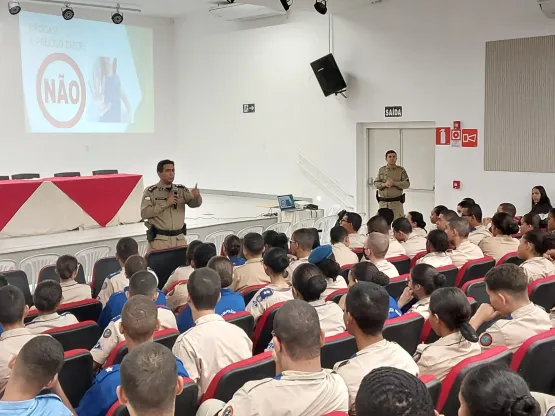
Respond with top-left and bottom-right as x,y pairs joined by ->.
383,312 -> 424,355
419,374 -> 441,407
387,255 -> 411,275
326,289 -> 348,304
241,284 -> 268,305
528,275 -> 555,312
496,252 -> 523,266
385,273 -> 409,300
411,251 -> 427,268
455,257 -> 495,288
224,311 -> 255,338
60,349 -> 93,407
251,302 -> 284,355
321,332 -> 357,369
44,321 -> 101,351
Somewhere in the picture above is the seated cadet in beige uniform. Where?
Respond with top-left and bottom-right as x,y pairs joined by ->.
446,217 -> 485,268
196,300 -> 349,416
173,268 -> 252,397
517,230 -> 555,283
407,211 -> 428,238
0,286 -> 37,395
334,282 -> 418,412
330,226 -> 359,267
288,228 -> 314,275
470,264 -> 552,353
532,392 -> 555,416
308,245 -> 348,300
397,264 -> 446,320
231,233 -> 270,292
246,248 -> 293,323
414,288 -> 481,381
26,281 -> 79,334
163,240 -> 203,293
416,229 -> 453,268
436,209 -> 458,232
97,237 -> 139,307
392,217 -> 427,259
460,203 -> 493,246
429,205 -> 448,231
56,255 -> 91,303
479,212 -> 520,262
339,212 -> 366,249
367,215 -> 406,258
364,232 -> 399,278
521,212 -> 542,235
91,271 -> 177,370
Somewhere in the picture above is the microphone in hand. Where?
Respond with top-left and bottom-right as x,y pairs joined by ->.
173,190 -> 178,209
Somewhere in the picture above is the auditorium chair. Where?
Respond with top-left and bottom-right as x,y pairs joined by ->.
339,267 -> 350,281
252,302 -> 284,354
241,284 -> 268,305
54,172 -> 81,177
411,251 -> 427,268
0,176 -> 8,181
385,273 -> 409,299
511,329 -> 555,394
91,256 -> 121,298
437,265 -> 459,287
419,374 -> 441,408
93,169 -> 118,175
201,351 -> 276,404
224,311 -> 255,338
326,289 -> 347,304
3,270 -> 33,306
419,319 -> 440,345
352,248 -> 364,261
11,173 -> 39,179
59,349 -> 94,407
145,247 -> 187,290
26,299 -> 102,323
321,332 -> 357,369
387,255 -> 411,275
383,312 -> 424,355
37,264 -> 86,284
461,278 -> 489,306
455,257 -> 495,288
165,279 -> 188,296
528,275 -> 555,311
437,346 -> 513,416
205,230 -> 235,256
104,328 -> 180,367
496,251 -> 523,266
44,321 -> 102,351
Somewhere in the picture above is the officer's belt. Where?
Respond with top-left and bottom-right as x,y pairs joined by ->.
376,191 -> 405,203
156,229 -> 184,237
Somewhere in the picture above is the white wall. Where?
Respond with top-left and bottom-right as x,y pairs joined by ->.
0,4 -> 176,186
175,0 -> 555,216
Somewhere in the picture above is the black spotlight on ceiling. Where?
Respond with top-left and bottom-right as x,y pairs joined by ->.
8,1 -> 21,15
280,0 -> 292,11
61,4 -> 74,20
112,4 -> 123,24
314,0 -> 327,15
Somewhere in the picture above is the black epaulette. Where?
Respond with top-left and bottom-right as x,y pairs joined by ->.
335,359 -> 350,369
147,185 -> 157,192
176,184 -> 189,191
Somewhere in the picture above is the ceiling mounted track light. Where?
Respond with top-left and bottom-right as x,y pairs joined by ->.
314,0 -> 327,15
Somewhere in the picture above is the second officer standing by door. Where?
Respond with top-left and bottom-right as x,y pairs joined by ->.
141,159 -> 202,251
374,150 -> 410,220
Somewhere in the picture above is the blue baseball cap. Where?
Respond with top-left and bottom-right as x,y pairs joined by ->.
308,245 -> 334,264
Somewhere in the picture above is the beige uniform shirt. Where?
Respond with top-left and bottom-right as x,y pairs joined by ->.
479,235 -> 520,262
374,165 -> 410,198
321,277 -> 348,300
309,299 -> 346,336
413,228 -> 427,238
0,329 -> 38,394
332,243 -> 359,267
414,332 -> 481,381
468,225 -> 493,246
401,233 -> 427,259
416,252 -> 453,268
532,392 -> 555,416
25,312 -> 79,334
387,236 -> 407,258
246,285 -> 294,323
374,259 -> 399,278
61,280 -> 92,304
172,314 -> 252,396
231,258 -> 270,292
521,257 -> 555,283
219,369 -> 349,416
289,257 -> 309,274
478,302 -> 552,353
448,240 -> 485,268
91,306 -> 177,365
163,265 -> 193,292
348,234 -> 366,249
166,282 -> 189,312
334,339 -> 418,410
97,270 -> 127,307
408,297 -> 431,320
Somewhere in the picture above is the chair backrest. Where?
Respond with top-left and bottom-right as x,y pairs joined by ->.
44,321 -> 102,351
54,172 -> 81,177
58,299 -> 102,322
352,248 -> 364,261
461,278 -> 489,306
241,284 -> 268,305
437,265 -> 459,287
496,251 -> 523,266
314,216 -> 340,245
224,311 -> 255,338
204,230 -> 235,256
0,259 -> 17,272
385,273 -> 409,299
38,265 -> 59,284
419,319 -> 440,345
137,240 -> 149,257
387,255 -> 411,275
528,275 -> 555,311
511,328 -> 555,394
11,173 -> 40,179
438,346 -> 513,416
383,312 -> 424,355
0,176 -> 9,181
340,263 -> 356,271
92,169 -> 118,175
60,349 -> 93,407
75,246 -> 111,283
290,219 -> 317,235
326,289 -> 347,304
252,302 -> 284,354
145,247 -> 188,290
106,402 -> 125,416
419,374 -> 441,408
185,234 -> 200,244
3,270 -> 33,306
201,351 -> 276,403
237,225 -> 264,239
455,257 -> 496,288
91,256 -> 121,298
321,331 -> 357,369
411,251 -> 427,268
19,254 -> 60,291
264,221 -> 291,234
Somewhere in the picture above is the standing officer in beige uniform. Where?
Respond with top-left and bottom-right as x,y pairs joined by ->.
374,150 -> 410,220
141,160 -> 202,251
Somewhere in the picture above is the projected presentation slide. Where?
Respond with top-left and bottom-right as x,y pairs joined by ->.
19,12 -> 154,133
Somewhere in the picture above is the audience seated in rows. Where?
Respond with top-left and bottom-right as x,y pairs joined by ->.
223,234 -> 246,267
479,212 -> 520,262
367,215 -> 406,258
26,281 -> 78,334
521,212 -> 542,234
414,287 -> 480,380
308,245 -> 347,300
461,203 -> 493,246
230,233 -> 270,292
163,239 -> 202,293
397,264 -> 446,319
56,255 -> 92,303
429,205 -> 448,231
330,225 -> 359,266
470,264 -> 552,352
172,268 -> 252,397
289,228 -> 314,274
392,217 -> 427,259
518,230 -> 555,283
436,209 -> 458,232
416,229 -> 453,267
407,211 -> 428,238
340,212 -> 365,249
445,217 -> 484,268
363,233 -> 399,278
456,198 -> 475,215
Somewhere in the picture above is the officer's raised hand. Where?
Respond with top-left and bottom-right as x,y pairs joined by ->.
166,192 -> 178,207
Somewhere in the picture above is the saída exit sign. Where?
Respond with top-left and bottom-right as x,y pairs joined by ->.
385,106 -> 403,118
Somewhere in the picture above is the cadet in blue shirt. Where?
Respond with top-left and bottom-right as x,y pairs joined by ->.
177,256 -> 245,332
0,336 -> 74,415
223,235 -> 246,266
78,296 -> 188,416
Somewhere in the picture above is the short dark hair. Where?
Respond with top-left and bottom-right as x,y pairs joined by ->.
292,263 -> 327,302
499,203 -> 517,217
193,243 -> 217,268
345,212 -> 363,231
267,233 -> 288,251
385,150 -> 397,158
457,200 -> 474,210
441,209 -> 459,222
243,233 -> 265,256
432,205 -> 448,216
308,228 -> 321,249
55,255 -> 78,280
207,256 -> 234,288
465,203 -> 483,222
13,336 -> 64,392
448,217 -> 470,238
430,288 -> 478,342
0,286 -> 26,325
187,268 -> 221,311
426,229 -> 450,252
377,208 -> 394,226
129,271 -> 158,297
186,240 -> 203,264
392,217 -> 412,234
121,295 -> 158,343
0,275 -> 7,288
346,282 -> 389,336
350,262 -> 390,287
485,264 -> 528,296
367,215 -> 390,235
33,281 -> 62,312
521,230 -> 555,256
408,211 -> 426,229
491,212 -> 519,236
116,237 -> 139,263
120,342 -> 178,415
263,248 -> 291,275
521,213 -> 541,231
330,225 -> 348,244
223,235 -> 242,257
125,255 -> 148,278
156,159 -> 174,173
273,299 -> 321,361
262,230 -> 278,247
410,264 -> 446,295
292,229 -> 315,251
355,367 -> 435,416
313,256 -> 340,282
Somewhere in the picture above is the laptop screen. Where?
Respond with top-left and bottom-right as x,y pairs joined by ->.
277,195 -> 295,211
